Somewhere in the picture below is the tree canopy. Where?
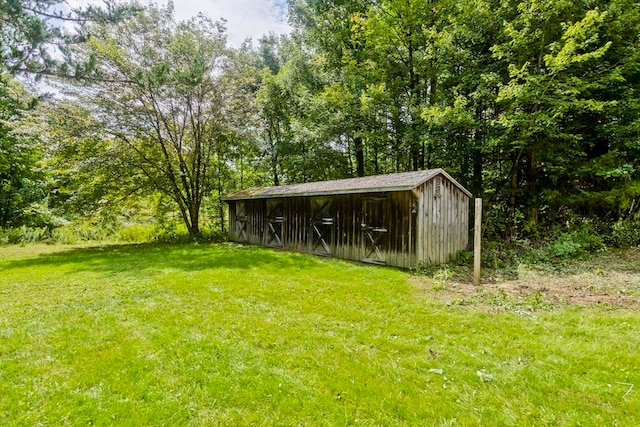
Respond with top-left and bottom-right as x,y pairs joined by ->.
1,0 -> 639,242
1,0 -> 139,76
284,0 -> 640,235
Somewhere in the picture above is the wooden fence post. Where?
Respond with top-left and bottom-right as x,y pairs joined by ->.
474,198 -> 482,286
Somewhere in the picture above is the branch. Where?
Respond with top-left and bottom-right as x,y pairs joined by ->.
22,6 -> 93,23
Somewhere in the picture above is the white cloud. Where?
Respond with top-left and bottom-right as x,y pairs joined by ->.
70,1 -> 291,46
164,0 -> 292,46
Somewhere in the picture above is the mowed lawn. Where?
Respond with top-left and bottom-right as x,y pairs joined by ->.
1,243 -> 638,426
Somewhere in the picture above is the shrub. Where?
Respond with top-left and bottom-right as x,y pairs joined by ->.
152,227 -> 226,244
546,226 -> 604,259
608,220 -> 640,247
549,234 -> 584,258
0,222 -> 226,246
0,226 -> 50,244
117,224 -> 156,242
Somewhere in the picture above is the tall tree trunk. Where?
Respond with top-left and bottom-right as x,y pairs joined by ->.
190,202 -> 200,236
272,161 -> 279,186
347,136 -> 354,176
471,107 -> 484,198
525,149 -> 538,230
217,160 -> 225,234
373,145 -> 379,175
267,128 -> 279,186
411,143 -> 419,171
472,147 -> 483,198
354,135 -> 365,177
508,150 -> 522,237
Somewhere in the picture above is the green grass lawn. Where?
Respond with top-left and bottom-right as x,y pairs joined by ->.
1,243 -> 638,426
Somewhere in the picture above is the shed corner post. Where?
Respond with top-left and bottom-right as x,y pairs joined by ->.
414,189 -> 424,267
226,200 -> 233,240
473,198 -> 482,286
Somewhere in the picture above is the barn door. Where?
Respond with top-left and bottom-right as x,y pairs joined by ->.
235,202 -> 248,242
310,198 -> 333,256
361,197 -> 387,265
265,200 -> 283,247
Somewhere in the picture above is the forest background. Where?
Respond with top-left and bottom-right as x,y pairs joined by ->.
1,0 -> 639,256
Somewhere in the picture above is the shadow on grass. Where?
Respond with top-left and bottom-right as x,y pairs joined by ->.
0,242 -> 330,276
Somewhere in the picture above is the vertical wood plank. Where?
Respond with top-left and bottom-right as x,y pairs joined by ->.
427,181 -> 433,265
417,189 -> 420,267
425,182 -> 431,265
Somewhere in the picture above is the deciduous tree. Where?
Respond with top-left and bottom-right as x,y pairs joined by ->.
68,3 -> 252,236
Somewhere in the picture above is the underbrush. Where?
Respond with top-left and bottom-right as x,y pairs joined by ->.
608,219 -> 640,247
0,223 -> 226,245
415,242 -> 602,284
412,222 -> 640,312
414,220 -> 639,288
477,221 -> 632,272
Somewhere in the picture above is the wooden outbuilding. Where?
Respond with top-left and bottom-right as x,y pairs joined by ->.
223,169 -> 472,268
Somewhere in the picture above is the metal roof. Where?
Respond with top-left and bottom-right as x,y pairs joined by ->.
223,168 -> 472,201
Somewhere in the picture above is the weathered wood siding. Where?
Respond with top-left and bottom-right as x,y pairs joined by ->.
414,174 -> 469,265
228,191 -> 418,268
330,192 -> 418,268
227,173 -> 469,268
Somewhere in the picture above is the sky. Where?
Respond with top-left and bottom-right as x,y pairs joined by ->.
68,1 -> 292,47
32,0 -> 292,94
153,0 -> 292,46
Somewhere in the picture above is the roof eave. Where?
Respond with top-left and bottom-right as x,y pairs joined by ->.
437,169 -> 473,198
222,184 -> 419,201
222,168 -> 473,201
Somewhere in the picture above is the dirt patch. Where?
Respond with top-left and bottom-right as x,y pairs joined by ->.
410,248 -> 640,309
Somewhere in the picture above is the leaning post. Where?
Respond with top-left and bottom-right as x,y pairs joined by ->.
474,198 -> 482,286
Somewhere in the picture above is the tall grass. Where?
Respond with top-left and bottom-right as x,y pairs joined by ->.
0,223 -> 225,245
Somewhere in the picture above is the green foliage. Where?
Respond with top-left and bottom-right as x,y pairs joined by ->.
284,0 -> 640,239
0,226 -> 46,244
608,219 -> 640,248
115,224 -> 156,243
0,223 -> 109,245
0,222 -> 227,245
0,75 -> 48,228
2,0 -> 639,246
55,4 -> 257,237
543,226 -> 605,259
549,234 -> 588,259
0,0 -> 140,75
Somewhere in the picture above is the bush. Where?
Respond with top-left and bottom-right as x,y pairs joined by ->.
0,223 -> 134,245
549,234 -> 584,258
51,223 -> 112,244
546,227 -> 603,259
152,227 -> 226,244
117,224 -> 156,242
0,226 -> 50,244
608,220 -> 640,247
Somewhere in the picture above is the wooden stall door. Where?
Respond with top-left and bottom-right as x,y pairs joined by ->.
309,198 -> 333,256
265,200 -> 283,247
361,197 -> 387,264
235,202 -> 248,242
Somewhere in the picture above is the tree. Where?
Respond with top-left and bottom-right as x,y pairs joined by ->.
255,34 -> 294,186
492,0 -> 640,232
289,0 -> 376,177
0,0 -> 139,76
287,0 -> 640,239
67,3 -> 251,237
289,0 -> 461,176
0,75 -> 44,227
